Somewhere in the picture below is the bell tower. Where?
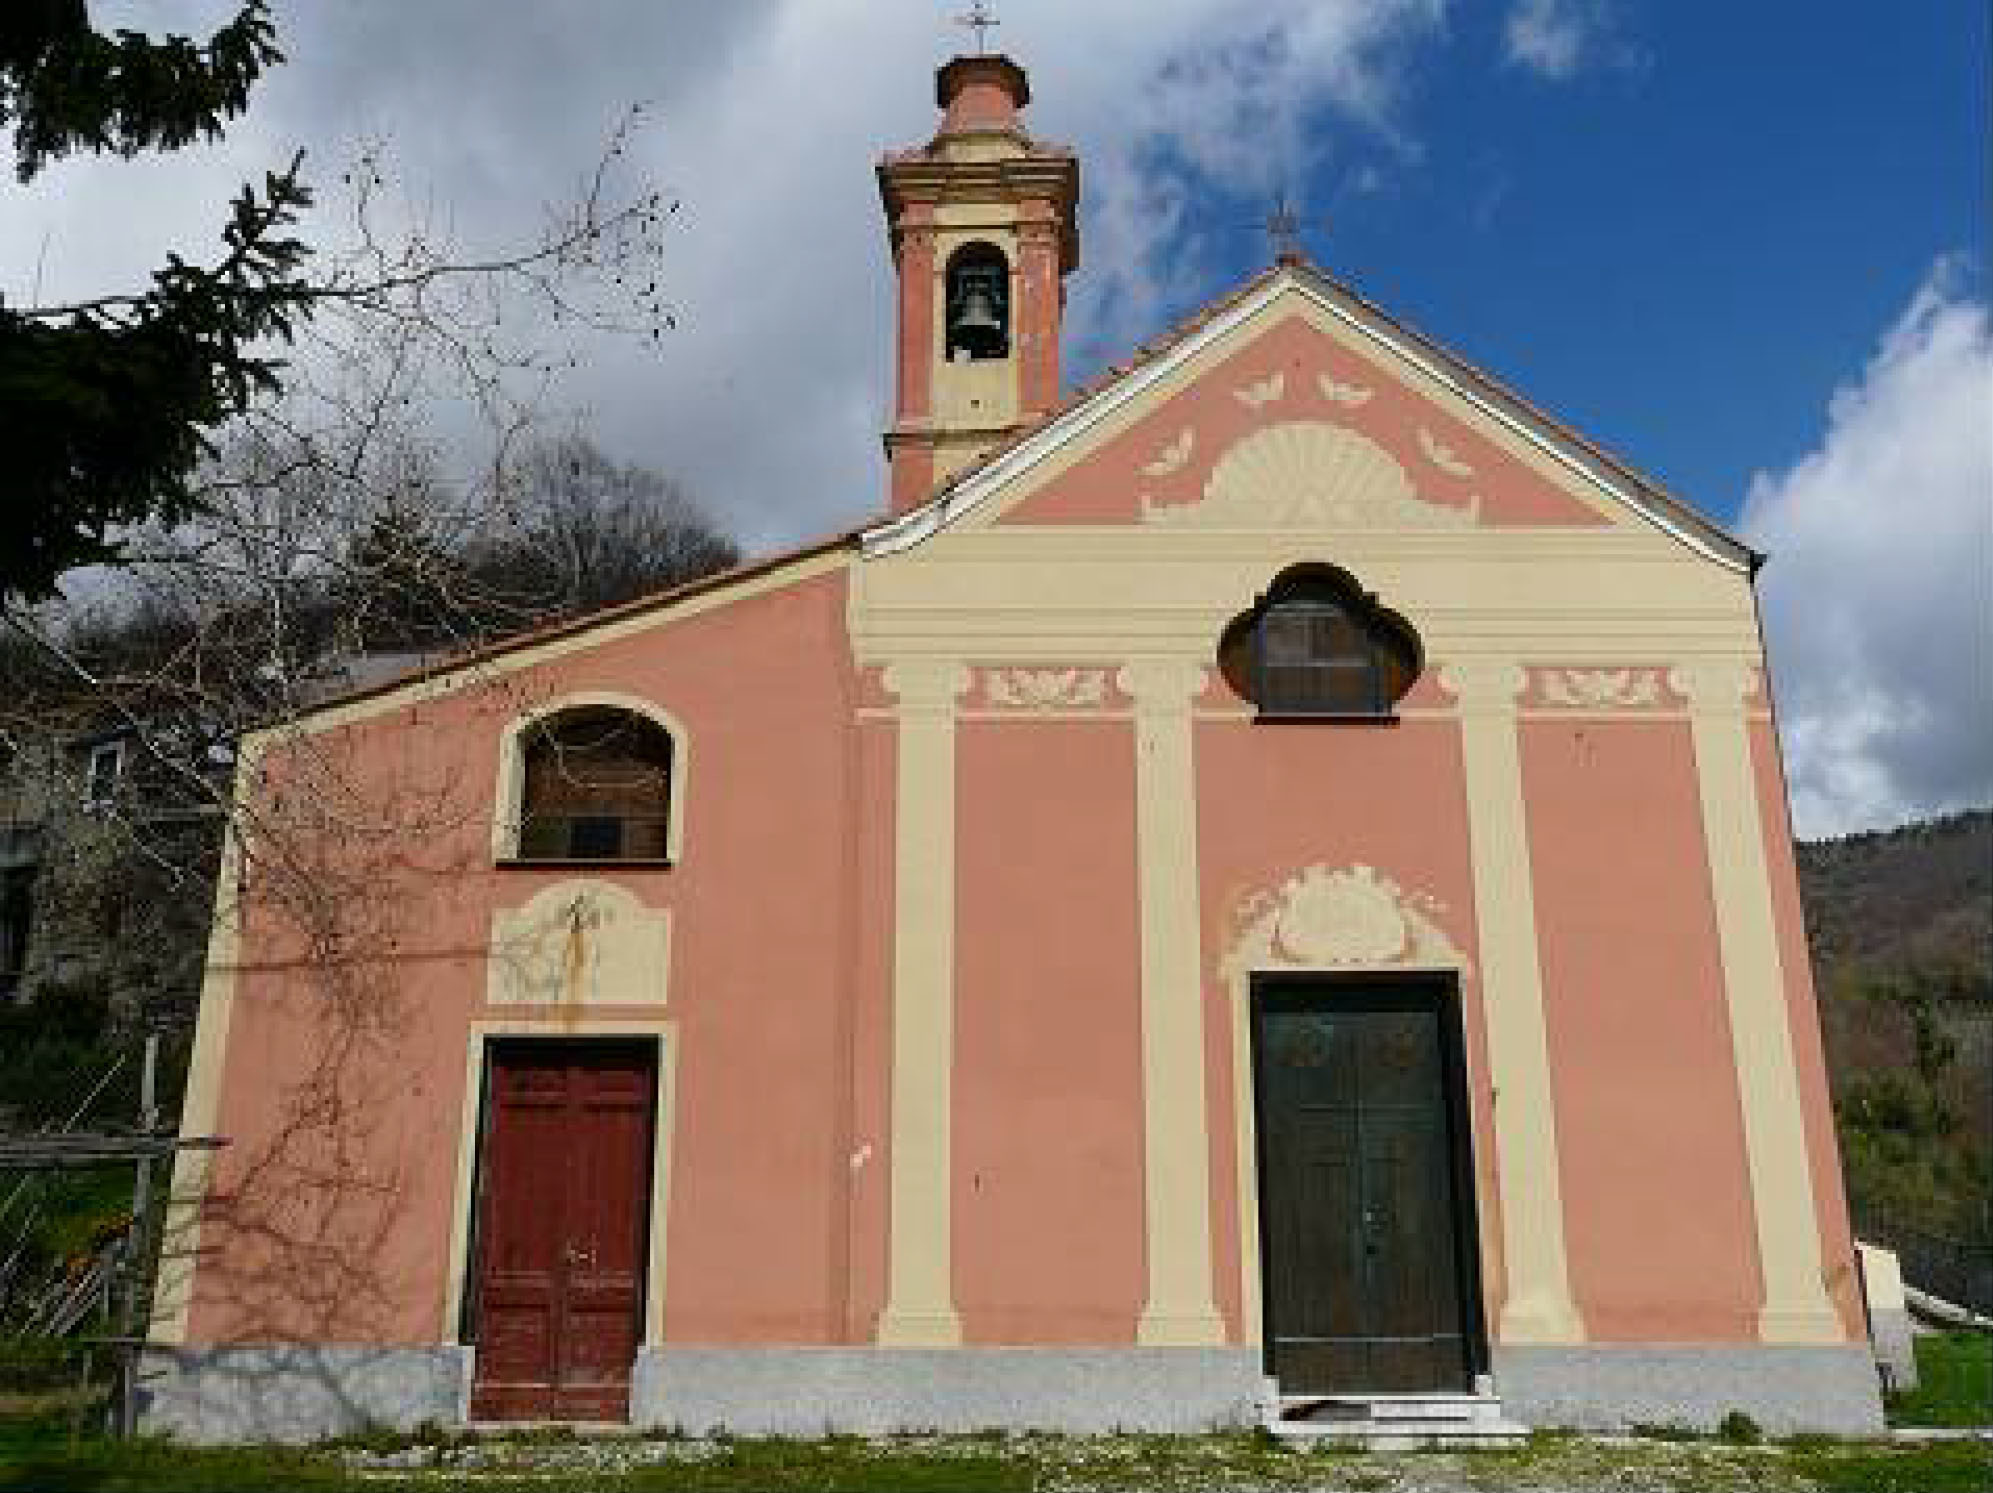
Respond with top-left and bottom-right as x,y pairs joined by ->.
878,52 -> 1079,513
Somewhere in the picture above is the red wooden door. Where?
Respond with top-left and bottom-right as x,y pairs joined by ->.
469,1041 -> 656,1421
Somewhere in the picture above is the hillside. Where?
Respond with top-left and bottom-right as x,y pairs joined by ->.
1798,810 -> 1992,1247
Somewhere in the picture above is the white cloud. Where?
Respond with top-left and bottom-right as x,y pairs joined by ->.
1743,260 -> 1993,838
1503,0 -> 1597,80
3,2 -> 1447,553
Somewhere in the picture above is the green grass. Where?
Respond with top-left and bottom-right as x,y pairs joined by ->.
1888,1332 -> 1993,1428
0,1414 -> 1985,1492
0,1412 -> 351,1492
1786,1439 -> 1993,1493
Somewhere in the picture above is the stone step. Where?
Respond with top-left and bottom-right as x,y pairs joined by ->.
1266,1392 -> 1528,1447
1270,1422 -> 1530,1449
1279,1392 -> 1502,1421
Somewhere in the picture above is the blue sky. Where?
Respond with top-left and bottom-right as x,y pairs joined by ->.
7,1 -> 1988,834
1060,1 -> 1987,528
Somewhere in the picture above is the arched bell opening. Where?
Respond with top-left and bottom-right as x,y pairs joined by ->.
944,241 -> 1011,362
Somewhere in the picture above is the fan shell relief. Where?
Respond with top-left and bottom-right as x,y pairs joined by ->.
1141,420 -> 1480,529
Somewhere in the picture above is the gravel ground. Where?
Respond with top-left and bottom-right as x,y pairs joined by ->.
332,1429 -> 1909,1490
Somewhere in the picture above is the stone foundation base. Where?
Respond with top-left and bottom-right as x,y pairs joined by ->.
1494,1344 -> 1884,1435
138,1345 -> 469,1444
140,1340 -> 1887,1442
632,1347 -> 1265,1434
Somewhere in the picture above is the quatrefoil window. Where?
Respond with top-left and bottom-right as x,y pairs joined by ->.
1218,564 -> 1422,719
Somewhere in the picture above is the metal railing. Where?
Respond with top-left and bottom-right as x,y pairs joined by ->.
1855,1211 -> 1993,1316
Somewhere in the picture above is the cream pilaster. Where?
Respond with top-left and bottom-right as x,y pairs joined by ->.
149,734 -> 263,1345
1118,659 -> 1226,1346
1440,661 -> 1584,1345
877,659 -> 972,1346
1670,661 -> 1841,1343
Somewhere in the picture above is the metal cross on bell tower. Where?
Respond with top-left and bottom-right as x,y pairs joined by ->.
953,1 -> 1000,55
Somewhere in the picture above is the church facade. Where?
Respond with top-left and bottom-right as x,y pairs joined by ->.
144,54 -> 1882,1439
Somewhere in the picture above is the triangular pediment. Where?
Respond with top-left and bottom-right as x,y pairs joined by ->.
862,267 -> 1751,571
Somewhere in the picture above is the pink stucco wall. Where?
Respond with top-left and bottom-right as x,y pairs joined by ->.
190,568 -> 870,1347
1003,313 -> 1608,529
953,718 -> 1146,1343
1522,717 -> 1762,1341
846,715 -> 898,1341
180,475 -> 1857,1364
186,589 -> 1857,1360
1192,713 -> 1503,1345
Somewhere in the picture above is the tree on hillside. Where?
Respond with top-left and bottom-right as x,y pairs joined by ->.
0,8 -> 696,1373
1,2 -> 676,606
0,420 -> 737,1036
471,434 -> 742,623
1,2 -> 306,602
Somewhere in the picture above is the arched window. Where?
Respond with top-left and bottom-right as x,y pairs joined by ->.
1218,566 -> 1421,719
944,241 -> 1010,361
515,705 -> 675,861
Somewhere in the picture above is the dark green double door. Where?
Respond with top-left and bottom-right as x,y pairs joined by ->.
1252,982 -> 1482,1394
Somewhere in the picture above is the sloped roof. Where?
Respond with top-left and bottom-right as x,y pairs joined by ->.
277,530 -> 858,721
865,257 -> 1757,571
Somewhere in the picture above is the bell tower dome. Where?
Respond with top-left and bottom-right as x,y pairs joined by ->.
878,52 -> 1079,514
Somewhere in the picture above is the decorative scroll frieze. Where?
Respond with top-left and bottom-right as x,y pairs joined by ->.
1418,426 -> 1475,478
1540,667 -> 1662,709
1220,863 -> 1466,983
1233,371 -> 1285,409
1139,428 -> 1196,477
983,666 -> 1110,710
1141,421 -> 1480,529
1318,375 -> 1374,406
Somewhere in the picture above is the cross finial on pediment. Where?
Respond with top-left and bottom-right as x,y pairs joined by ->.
1262,189 -> 1304,263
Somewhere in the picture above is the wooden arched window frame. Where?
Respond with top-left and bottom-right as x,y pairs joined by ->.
1218,566 -> 1422,719
498,699 -> 683,863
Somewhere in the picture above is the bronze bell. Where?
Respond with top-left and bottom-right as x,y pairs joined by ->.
948,277 -> 1007,360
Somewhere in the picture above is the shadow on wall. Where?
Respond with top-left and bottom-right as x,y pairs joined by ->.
138,1342 -> 468,1443
148,708 -> 499,1434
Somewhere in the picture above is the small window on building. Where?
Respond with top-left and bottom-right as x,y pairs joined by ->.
1218,566 -> 1421,719
84,741 -> 124,809
0,864 -> 34,997
516,707 -> 674,862
944,242 -> 1010,361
